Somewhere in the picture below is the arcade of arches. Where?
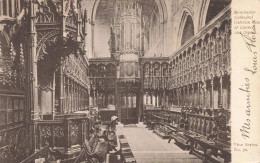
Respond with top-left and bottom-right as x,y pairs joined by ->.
0,0 -> 231,162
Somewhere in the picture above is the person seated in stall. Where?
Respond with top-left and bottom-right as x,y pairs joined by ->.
96,120 -> 119,153
110,116 -> 118,131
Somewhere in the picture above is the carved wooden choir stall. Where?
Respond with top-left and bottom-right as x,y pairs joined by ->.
0,0 -> 231,162
142,5 -> 231,163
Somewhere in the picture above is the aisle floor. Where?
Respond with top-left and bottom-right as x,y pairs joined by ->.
116,123 -> 202,163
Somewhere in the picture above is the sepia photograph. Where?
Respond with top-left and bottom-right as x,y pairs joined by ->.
0,0 -> 248,162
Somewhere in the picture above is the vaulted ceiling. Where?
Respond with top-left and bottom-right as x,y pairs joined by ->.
95,0 -> 159,26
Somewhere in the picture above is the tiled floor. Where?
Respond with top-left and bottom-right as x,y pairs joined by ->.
116,123 -> 202,163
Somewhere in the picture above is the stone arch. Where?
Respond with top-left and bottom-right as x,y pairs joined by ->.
154,0 -> 168,23
177,10 -> 195,47
199,0 -> 231,29
90,0 -> 100,23
91,0 -> 167,23
198,0 -> 210,30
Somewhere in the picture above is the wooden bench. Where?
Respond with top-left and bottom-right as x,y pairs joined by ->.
118,135 -> 136,163
186,111 -> 231,163
143,109 -> 162,130
150,109 -> 181,141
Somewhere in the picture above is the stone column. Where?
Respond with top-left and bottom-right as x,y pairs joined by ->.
27,1 -> 39,154
28,1 -> 39,121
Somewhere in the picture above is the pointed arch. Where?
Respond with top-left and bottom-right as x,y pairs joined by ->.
199,0 -> 231,29
177,10 -> 195,47
90,0 -> 167,23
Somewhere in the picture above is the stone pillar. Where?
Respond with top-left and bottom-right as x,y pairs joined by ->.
27,1 -> 40,154
28,1 -> 39,121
